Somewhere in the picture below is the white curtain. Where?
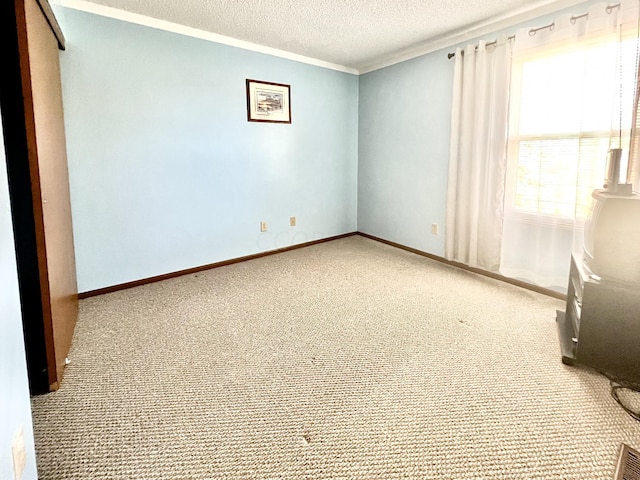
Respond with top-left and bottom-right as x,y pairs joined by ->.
446,35 -> 513,271
500,1 -> 640,291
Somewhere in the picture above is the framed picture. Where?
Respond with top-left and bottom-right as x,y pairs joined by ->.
246,79 -> 291,123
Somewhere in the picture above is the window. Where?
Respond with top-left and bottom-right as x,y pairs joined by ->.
506,35 -> 638,221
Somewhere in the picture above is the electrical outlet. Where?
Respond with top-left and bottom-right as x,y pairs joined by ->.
260,221 -> 267,232
431,223 -> 439,235
12,426 -> 26,480
290,216 -> 296,227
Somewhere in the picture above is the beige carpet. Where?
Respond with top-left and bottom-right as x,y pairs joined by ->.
31,235 -> 640,479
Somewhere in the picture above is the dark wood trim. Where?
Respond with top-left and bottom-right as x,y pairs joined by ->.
79,232 -> 358,298
78,232 -> 567,300
79,230 -> 566,301
15,0 -> 59,390
1,0 -> 50,394
35,0 -> 65,50
357,232 -> 567,301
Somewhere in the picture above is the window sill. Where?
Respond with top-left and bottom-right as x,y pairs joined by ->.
504,210 -> 585,229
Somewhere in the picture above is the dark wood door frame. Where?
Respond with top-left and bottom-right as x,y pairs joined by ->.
1,0 -> 73,395
1,0 -> 50,395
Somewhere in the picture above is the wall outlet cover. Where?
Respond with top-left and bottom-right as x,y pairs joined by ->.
12,426 -> 26,480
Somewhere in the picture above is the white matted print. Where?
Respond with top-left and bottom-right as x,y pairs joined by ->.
246,79 -> 291,123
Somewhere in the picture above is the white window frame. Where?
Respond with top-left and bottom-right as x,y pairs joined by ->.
505,28 -> 637,228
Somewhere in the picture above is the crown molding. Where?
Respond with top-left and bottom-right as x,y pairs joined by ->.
51,0 -> 591,76
50,0 -> 359,75
358,0 -> 588,73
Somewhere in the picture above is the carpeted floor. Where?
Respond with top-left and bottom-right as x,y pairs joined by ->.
31,235 -> 640,479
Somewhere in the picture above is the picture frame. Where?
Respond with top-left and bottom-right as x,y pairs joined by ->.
246,79 -> 291,123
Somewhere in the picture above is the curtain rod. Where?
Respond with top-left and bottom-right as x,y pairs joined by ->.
447,35 -> 515,59
446,2 -> 621,59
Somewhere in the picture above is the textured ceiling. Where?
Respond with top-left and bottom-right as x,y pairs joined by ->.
69,0 -> 586,71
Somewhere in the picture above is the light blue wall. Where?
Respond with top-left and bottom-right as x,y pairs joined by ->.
358,54 -> 453,255
54,2 -> 605,292
0,114 -> 38,480
53,7 -> 359,293
357,2 -> 595,257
